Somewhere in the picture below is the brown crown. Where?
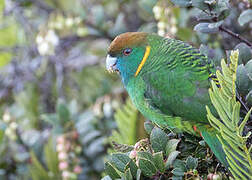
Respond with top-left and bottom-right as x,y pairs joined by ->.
108,32 -> 148,56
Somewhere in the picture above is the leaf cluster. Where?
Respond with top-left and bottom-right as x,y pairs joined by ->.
104,126 -> 200,180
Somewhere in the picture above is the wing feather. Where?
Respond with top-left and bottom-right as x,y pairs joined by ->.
141,36 -> 216,123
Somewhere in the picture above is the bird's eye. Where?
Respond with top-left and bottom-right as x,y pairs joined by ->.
123,48 -> 132,56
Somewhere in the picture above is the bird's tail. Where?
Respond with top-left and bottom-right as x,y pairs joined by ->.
200,130 -> 229,169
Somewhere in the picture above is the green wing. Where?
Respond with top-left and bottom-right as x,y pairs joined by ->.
142,35 -> 216,124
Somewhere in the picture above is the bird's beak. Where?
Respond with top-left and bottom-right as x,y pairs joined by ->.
106,55 -> 118,73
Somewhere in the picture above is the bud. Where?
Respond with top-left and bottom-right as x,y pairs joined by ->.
58,152 -> 68,160
170,17 -> 177,25
157,21 -> 166,30
38,42 -> 50,55
59,162 -> 68,170
134,142 -> 141,149
153,6 -> 161,15
76,27 -> 88,36
5,128 -> 12,136
72,131 -> 78,139
36,35 -> 44,44
3,112 -> 11,123
65,142 -> 71,151
10,122 -> 18,130
65,18 -> 74,27
45,30 -> 59,46
212,174 -> 221,180
129,150 -> 137,159
170,26 -> 177,34
153,6 -> 162,19
73,165 -> 82,174
207,173 -> 221,180
57,136 -> 65,144
62,171 -> 70,178
158,29 -> 166,36
74,17 -> 81,24
57,144 -> 65,152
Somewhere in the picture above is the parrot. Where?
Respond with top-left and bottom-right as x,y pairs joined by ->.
106,32 -> 229,168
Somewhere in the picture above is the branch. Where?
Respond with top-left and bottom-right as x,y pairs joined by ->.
200,8 -> 252,48
219,26 -> 252,47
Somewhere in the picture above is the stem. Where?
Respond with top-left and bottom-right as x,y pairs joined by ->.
219,26 -> 252,47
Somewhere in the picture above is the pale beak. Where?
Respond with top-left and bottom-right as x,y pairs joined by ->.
106,55 -> 118,72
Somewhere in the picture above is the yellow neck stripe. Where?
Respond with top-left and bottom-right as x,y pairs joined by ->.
135,46 -> 151,77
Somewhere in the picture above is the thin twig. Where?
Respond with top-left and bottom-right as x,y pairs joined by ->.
201,7 -> 252,48
236,93 -> 250,112
219,26 -> 252,47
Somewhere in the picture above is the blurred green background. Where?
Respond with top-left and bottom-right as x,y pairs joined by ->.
0,0 -> 251,179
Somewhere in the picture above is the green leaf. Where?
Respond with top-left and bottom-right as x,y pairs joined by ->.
0,130 -> 3,144
153,152 -> 165,173
56,100 -> 70,125
105,162 -> 121,179
194,22 -> 222,33
0,0 -> 4,13
185,156 -> 198,170
192,0 -> 208,10
109,153 -> 131,172
150,127 -> 168,152
218,9 -> 230,20
124,168 -> 133,180
0,52 -> 12,68
204,0 -> 216,5
214,0 -> 229,15
236,64 -> 249,96
245,59 -> 252,86
172,168 -> 185,177
173,160 -> 187,172
166,139 -> 180,156
137,151 -> 154,161
41,114 -> 63,134
110,99 -> 138,145
111,141 -> 134,153
234,43 -> 252,65
170,0 -> 192,7
208,21 -> 224,28
44,138 -> 60,178
144,121 -> 154,135
172,176 -> 183,180
125,160 -> 138,178
29,151 -> 49,180
165,151 -> 180,168
138,158 -> 157,177
238,9 -> 252,26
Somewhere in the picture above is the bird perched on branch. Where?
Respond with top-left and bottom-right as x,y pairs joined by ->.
106,32 -> 228,168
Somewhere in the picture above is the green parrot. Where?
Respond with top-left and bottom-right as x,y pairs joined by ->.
106,32 -> 228,168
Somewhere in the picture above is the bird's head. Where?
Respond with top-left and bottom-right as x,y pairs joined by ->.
106,32 -> 150,85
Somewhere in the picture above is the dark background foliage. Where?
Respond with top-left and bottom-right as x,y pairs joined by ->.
0,0 -> 251,179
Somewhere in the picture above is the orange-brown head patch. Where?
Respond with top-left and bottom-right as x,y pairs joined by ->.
108,32 -> 148,56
